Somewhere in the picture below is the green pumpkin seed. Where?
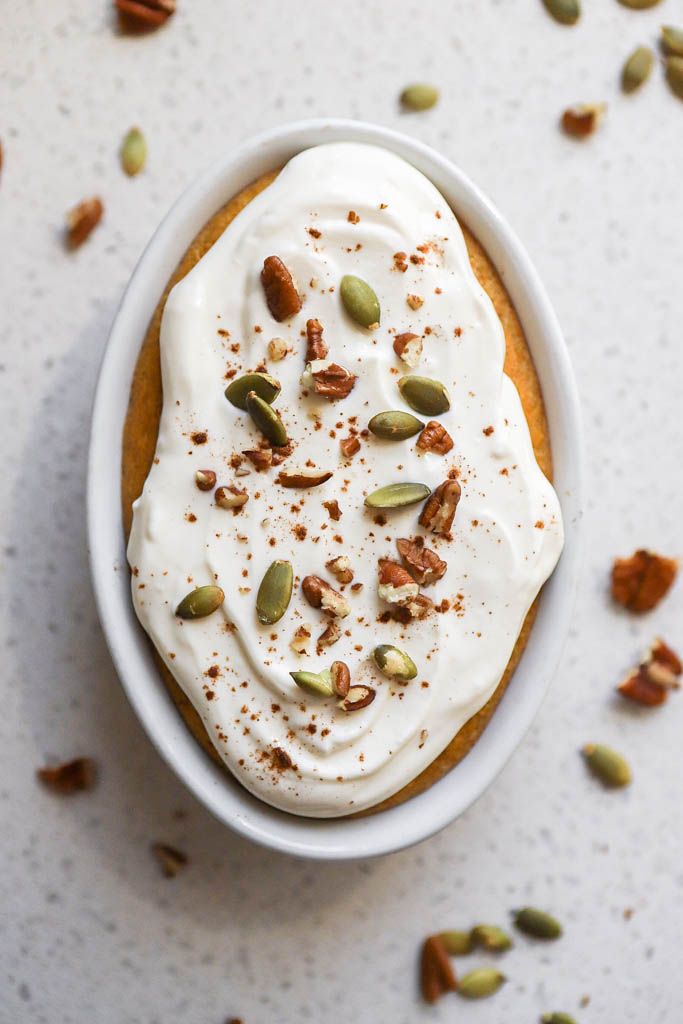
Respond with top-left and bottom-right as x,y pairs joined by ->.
458,968 -> 506,1000
225,372 -> 281,410
513,907 -> 563,940
400,83 -> 439,111
622,46 -> 654,92
398,375 -> 450,416
582,743 -> 632,787
290,669 -> 334,698
340,274 -> 381,328
256,560 -> 293,624
617,0 -> 661,7
175,585 -> 224,620
364,482 -> 431,510
121,127 -> 147,176
470,924 -> 513,953
542,0 -> 580,25
438,930 -> 473,956
372,644 -> 418,681
666,56 -> 683,99
246,390 -> 288,446
662,26 -> 683,57
542,1014 -> 578,1024
368,410 -> 424,441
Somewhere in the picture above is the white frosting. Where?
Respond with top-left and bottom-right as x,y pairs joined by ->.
127,143 -> 564,817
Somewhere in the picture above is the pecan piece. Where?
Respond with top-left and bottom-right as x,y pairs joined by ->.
242,448 -> 273,471
330,660 -> 351,698
270,441 -> 294,466
326,555 -> 354,584
617,637 -> 682,706
393,593 -> 435,622
611,550 -> 678,613
290,624 -> 312,654
261,255 -> 302,321
561,103 -> 605,139
420,935 -> 458,1004
37,757 -> 97,795
65,197 -> 103,248
340,435 -> 361,458
377,558 -> 420,605
419,479 -> 461,536
339,685 -> 376,712
215,485 -> 248,510
649,637 -> 683,677
317,620 -> 341,651
277,467 -> 333,489
397,537 -> 447,586
393,331 -> 423,367
115,0 -> 175,28
303,360 -> 357,399
305,318 -> 329,361
323,499 -> 342,520
195,469 -> 217,491
302,575 -> 350,618
417,420 -> 454,455
151,842 -> 187,878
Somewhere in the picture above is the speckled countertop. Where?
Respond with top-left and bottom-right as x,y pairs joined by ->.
2,2 -> 682,1021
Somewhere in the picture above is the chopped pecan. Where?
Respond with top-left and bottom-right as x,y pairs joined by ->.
611,550 -> 678,613
397,537 -> 447,585
151,842 -> 187,878
323,499 -> 342,520
417,420 -> 454,455
331,660 -> 351,698
419,479 -> 461,536
302,575 -> 351,618
215,485 -> 248,510
305,318 -> 329,361
339,685 -> 375,712
37,757 -> 97,795
393,593 -> 435,622
242,448 -> 272,471
340,435 -> 361,458
303,360 -> 357,399
618,667 -> 669,707
393,331 -> 423,367
195,469 -> 217,491
377,558 -> 420,605
317,620 -> 341,650
267,336 -> 288,361
561,103 -> 605,139
649,637 -> 683,677
261,255 -> 302,321
270,441 -> 294,465
617,637 -> 682,706
65,197 -> 103,248
420,935 -> 458,1004
407,293 -> 424,310
290,624 -> 312,654
277,468 -> 333,489
326,555 -> 354,584
115,0 -> 175,28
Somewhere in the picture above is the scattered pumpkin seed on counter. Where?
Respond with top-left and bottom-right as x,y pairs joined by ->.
438,929 -> 473,956
400,83 -> 439,111
372,644 -> 418,681
470,924 -> 513,952
622,46 -> 654,92
666,56 -> 683,100
175,585 -> 225,620
513,907 -> 563,940
339,274 -> 380,328
457,968 -> 506,1000
542,0 -> 581,25
662,26 -> 683,57
582,742 -> 632,787
290,669 -> 334,698
542,1014 -> 578,1024
617,0 -> 662,8
225,372 -> 281,410
120,126 -> 147,176
398,375 -> 450,416
246,390 -> 288,446
368,410 -> 424,441
364,482 -> 431,510
256,560 -> 293,624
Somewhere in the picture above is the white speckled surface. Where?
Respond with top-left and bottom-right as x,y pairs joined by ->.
1,2 -> 682,1021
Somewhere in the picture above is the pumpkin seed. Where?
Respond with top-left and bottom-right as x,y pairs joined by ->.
617,0 -> 661,7
340,274 -> 381,328
225,372 -> 281,410
400,83 -> 439,111
175,585 -> 224,620
246,390 -> 288,446
622,46 -> 654,92
398,375 -> 450,416
364,482 -> 431,510
666,56 -> 683,99
121,127 -> 147,176
372,644 -> 418,681
470,924 -> 513,952
542,1014 -> 578,1024
542,0 -> 580,25
290,669 -> 334,698
458,968 -> 506,1000
438,930 -> 473,956
368,410 -> 424,441
582,743 -> 632,787
662,26 -> 683,57
513,907 -> 563,940
256,560 -> 293,624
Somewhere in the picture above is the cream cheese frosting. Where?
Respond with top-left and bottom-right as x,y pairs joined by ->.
127,142 -> 564,817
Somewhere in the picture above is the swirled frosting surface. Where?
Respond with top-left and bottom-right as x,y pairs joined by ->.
127,142 -> 563,817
